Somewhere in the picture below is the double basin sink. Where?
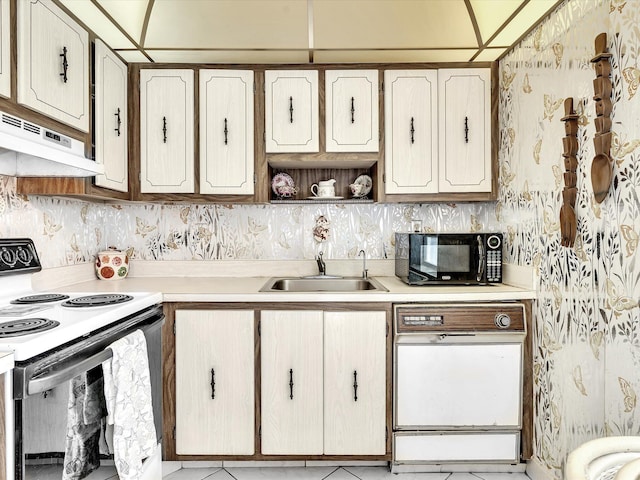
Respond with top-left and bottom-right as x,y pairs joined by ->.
260,276 -> 388,292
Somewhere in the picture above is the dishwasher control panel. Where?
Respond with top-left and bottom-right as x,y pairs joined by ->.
394,303 -> 526,334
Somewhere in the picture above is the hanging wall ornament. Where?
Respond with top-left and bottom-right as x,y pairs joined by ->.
313,215 -> 330,243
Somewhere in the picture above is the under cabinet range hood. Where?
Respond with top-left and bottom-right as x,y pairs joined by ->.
0,111 -> 104,177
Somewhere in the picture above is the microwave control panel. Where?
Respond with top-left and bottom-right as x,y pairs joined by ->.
486,234 -> 502,283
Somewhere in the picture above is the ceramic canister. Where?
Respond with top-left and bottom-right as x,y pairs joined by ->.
95,247 -> 133,280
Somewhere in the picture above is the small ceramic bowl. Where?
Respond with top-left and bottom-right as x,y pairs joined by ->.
95,247 -> 133,280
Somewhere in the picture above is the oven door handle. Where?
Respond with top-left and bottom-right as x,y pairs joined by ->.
26,314 -> 163,396
28,349 -> 113,395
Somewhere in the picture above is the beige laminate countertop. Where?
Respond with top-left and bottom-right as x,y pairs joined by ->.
56,276 -> 535,303
0,350 -> 14,374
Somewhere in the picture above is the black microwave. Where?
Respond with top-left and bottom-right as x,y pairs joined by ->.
395,233 -> 503,285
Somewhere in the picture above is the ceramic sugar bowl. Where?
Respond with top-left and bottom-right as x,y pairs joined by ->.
95,246 -> 134,280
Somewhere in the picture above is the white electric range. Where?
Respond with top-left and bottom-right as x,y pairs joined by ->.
0,288 -> 162,362
0,238 -> 164,480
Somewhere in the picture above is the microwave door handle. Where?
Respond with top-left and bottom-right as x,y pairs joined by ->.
477,236 -> 485,282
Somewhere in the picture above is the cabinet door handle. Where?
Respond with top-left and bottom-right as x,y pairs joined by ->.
224,118 -> 228,145
351,97 -> 355,123
353,370 -> 358,401
289,368 -> 294,400
114,108 -> 121,137
410,117 -> 415,144
464,116 -> 469,143
60,46 -> 68,83
289,96 -> 294,123
210,368 -> 215,399
162,116 -> 167,143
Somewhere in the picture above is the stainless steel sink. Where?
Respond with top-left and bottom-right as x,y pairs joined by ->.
260,276 -> 388,292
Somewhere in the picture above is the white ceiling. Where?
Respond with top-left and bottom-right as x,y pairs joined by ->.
58,0 -> 564,64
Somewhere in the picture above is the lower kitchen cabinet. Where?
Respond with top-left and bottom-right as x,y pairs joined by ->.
164,303 -> 391,461
261,309 -> 387,456
324,311 -> 386,455
260,310 -> 324,455
174,309 -> 255,455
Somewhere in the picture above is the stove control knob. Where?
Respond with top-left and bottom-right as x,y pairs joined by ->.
494,313 -> 511,329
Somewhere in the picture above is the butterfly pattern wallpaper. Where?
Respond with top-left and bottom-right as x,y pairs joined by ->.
1,0 -> 639,477
0,173 -> 497,266
500,0 -> 640,477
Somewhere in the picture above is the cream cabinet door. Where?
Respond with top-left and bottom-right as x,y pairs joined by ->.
140,69 -> 194,193
0,0 -> 10,98
175,310 -> 255,455
200,69 -> 254,195
94,40 -> 128,192
384,70 -> 438,194
17,0 -> 89,131
324,311 -> 386,455
265,70 -> 319,153
325,70 -> 378,152
261,310 -> 323,455
438,68 -> 492,193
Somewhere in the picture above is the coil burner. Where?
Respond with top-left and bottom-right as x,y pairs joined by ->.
10,294 -> 70,304
62,294 -> 134,308
0,318 -> 60,337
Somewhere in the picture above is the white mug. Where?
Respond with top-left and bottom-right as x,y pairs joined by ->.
311,184 -> 335,197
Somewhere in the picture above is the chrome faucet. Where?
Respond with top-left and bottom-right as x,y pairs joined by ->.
316,252 -> 326,276
358,249 -> 368,279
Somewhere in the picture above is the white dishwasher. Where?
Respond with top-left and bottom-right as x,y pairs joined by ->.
393,303 -> 526,469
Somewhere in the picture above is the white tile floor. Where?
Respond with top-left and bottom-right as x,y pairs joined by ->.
24,463 -> 531,479
161,466 -> 531,480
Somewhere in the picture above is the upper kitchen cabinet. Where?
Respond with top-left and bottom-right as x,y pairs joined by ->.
0,0 -> 10,98
438,68 -> 492,193
94,40 -> 128,193
139,69 -> 195,193
384,70 -> 438,194
17,0 -> 89,132
383,67 -> 495,200
325,70 -> 379,152
265,70 -> 319,153
200,69 -> 254,195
